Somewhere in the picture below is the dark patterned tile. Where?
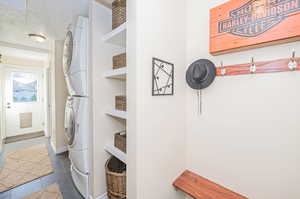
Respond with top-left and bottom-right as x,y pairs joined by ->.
0,190 -> 11,199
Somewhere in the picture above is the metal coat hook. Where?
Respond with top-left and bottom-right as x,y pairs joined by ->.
288,51 -> 297,70
250,57 -> 256,73
197,90 -> 202,116
220,61 -> 226,76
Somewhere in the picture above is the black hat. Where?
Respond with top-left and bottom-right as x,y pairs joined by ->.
186,59 -> 216,90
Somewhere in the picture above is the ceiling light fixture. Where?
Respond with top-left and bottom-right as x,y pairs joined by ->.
28,34 -> 47,43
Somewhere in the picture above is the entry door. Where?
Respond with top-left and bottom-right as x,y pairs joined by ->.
4,67 -> 45,137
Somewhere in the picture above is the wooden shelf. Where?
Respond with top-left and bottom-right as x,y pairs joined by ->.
106,109 -> 127,119
103,67 -> 127,80
104,144 -> 127,164
102,22 -> 127,47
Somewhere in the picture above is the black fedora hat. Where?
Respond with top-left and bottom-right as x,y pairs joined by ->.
186,59 -> 216,90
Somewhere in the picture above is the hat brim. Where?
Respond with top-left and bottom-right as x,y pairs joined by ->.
186,59 -> 216,90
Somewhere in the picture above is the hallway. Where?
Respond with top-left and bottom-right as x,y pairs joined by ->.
0,137 -> 84,199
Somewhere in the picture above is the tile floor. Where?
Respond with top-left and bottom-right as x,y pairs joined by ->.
0,145 -> 53,192
0,137 -> 84,199
21,184 -> 63,199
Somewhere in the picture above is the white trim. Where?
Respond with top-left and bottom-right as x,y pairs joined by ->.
55,146 -> 68,154
50,140 -> 56,153
89,193 -> 107,199
0,41 -> 49,54
50,141 -> 68,154
0,64 -> 5,142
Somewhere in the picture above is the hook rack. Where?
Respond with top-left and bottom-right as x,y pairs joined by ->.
220,61 -> 226,76
288,51 -> 297,70
217,54 -> 300,77
249,57 -> 256,73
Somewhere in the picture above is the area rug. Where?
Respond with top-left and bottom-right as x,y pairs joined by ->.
21,184 -> 63,199
0,144 -> 53,192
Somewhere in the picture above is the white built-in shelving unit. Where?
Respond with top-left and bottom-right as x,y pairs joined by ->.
106,109 -> 127,119
104,144 -> 127,164
102,21 -> 127,161
102,22 -> 127,47
91,0 -> 128,198
103,67 -> 127,80
99,5 -> 127,162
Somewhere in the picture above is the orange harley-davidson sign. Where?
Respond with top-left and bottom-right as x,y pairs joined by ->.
210,0 -> 300,55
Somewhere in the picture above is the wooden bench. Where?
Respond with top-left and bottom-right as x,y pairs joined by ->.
173,170 -> 248,199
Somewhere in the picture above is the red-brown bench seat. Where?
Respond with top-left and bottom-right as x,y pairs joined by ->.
173,170 -> 248,199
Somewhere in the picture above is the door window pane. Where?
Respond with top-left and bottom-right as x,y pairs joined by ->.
12,72 -> 38,103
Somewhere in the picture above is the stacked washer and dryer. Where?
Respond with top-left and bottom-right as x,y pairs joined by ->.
63,16 -> 89,198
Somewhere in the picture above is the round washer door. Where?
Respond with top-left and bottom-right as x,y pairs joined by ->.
63,31 -> 73,75
65,98 -> 76,146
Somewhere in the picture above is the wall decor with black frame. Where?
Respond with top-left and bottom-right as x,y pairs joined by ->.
152,58 -> 174,96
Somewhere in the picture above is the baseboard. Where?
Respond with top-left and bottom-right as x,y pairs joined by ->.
4,131 -> 44,144
89,193 -> 107,199
55,146 -> 68,154
50,141 -> 56,153
50,141 -> 68,154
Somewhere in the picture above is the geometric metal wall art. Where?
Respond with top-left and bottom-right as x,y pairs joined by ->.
152,58 -> 174,96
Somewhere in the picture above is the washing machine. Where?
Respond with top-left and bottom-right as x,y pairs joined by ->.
64,96 -> 89,197
63,16 -> 89,97
63,15 -> 89,198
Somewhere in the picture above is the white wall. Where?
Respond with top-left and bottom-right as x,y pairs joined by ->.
44,66 -> 51,137
186,0 -> 300,199
0,55 -> 46,67
50,40 -> 68,153
90,1 -> 300,199
0,64 -> 4,153
127,0 -> 186,199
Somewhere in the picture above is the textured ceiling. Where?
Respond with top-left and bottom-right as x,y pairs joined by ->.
0,0 -> 88,51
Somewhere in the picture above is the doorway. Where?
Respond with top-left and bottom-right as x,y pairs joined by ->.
2,65 -> 46,142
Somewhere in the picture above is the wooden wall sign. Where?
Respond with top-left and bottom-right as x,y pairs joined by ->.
210,0 -> 300,55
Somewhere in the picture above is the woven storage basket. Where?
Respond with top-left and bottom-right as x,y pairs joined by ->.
105,157 -> 126,199
114,131 -> 126,153
115,96 -> 126,111
108,192 -> 125,199
112,0 -> 126,29
113,53 -> 126,69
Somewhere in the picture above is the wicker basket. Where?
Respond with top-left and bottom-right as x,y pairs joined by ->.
115,131 -> 126,153
105,157 -> 126,199
113,53 -> 126,69
112,0 -> 126,29
108,192 -> 125,199
115,96 -> 126,111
